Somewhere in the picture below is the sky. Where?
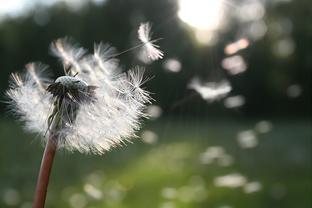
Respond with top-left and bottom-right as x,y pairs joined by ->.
0,0 -> 107,21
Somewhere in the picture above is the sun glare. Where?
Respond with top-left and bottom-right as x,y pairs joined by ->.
178,0 -> 226,30
178,0 -> 227,44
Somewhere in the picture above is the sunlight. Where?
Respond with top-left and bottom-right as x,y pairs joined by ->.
178,0 -> 228,45
0,0 -> 108,22
0,0 -> 28,18
178,0 -> 226,31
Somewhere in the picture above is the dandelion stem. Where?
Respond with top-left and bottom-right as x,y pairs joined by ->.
33,135 -> 57,208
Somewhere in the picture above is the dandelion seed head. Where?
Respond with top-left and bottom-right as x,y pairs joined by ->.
55,76 -> 88,91
7,34 -> 158,154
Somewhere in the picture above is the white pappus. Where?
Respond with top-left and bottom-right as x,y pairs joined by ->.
138,22 -> 164,62
6,26 -> 161,154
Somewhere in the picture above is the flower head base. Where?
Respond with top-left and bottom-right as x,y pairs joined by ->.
45,76 -> 97,141
47,76 -> 96,103
7,32 -> 160,154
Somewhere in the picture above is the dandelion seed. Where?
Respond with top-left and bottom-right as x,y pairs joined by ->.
6,64 -> 53,135
138,22 -> 164,62
188,78 -> 232,102
50,38 -> 87,75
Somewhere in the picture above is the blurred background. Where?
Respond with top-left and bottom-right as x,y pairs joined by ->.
0,0 -> 311,207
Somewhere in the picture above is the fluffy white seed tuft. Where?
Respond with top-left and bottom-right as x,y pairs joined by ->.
6,63 -> 52,137
50,37 -> 87,75
188,78 -> 232,102
7,38 -> 154,155
138,22 -> 164,61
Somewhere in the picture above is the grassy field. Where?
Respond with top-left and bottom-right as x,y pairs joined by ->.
0,118 -> 311,208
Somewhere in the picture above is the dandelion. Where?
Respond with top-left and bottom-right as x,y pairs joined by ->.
138,22 -> 164,62
7,40 -> 151,154
6,23 -> 162,208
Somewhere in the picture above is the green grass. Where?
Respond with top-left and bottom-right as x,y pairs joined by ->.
0,118 -> 311,208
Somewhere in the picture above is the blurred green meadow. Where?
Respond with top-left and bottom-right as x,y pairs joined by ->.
1,118 -> 311,208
